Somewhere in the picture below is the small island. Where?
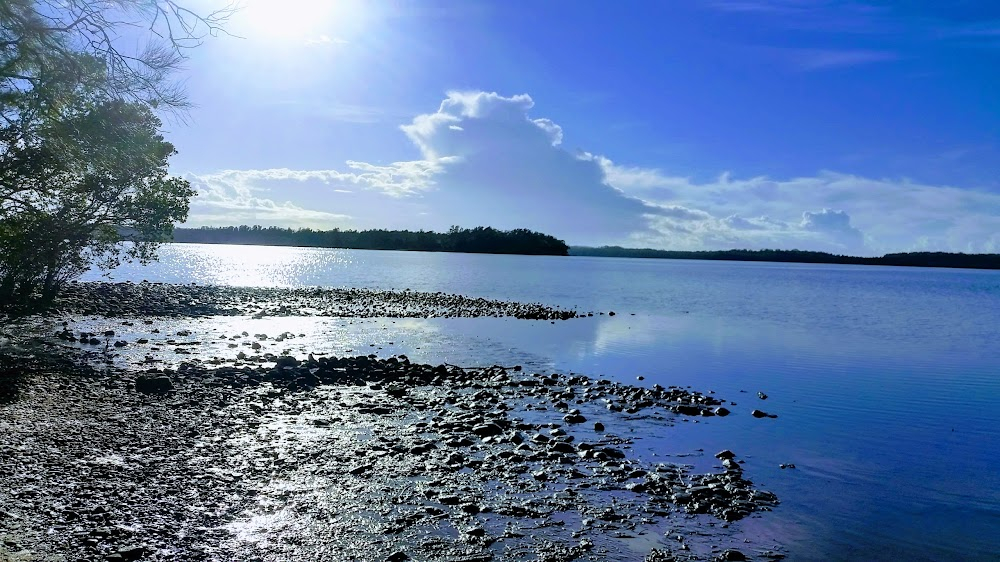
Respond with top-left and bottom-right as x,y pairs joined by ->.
172,226 -> 570,256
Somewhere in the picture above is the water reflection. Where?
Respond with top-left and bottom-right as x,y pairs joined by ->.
76,245 -> 1000,560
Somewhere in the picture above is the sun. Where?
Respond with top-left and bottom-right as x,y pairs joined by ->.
236,0 -> 363,43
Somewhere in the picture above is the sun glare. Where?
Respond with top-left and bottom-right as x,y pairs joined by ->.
237,0 -> 363,43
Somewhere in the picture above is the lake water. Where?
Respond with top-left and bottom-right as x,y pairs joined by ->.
83,243 -> 1000,561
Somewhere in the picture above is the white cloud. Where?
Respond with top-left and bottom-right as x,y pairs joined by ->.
180,91 -> 1000,254
185,172 -> 352,229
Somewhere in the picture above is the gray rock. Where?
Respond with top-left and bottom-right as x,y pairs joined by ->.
718,549 -> 747,561
275,355 -> 298,368
135,375 -> 173,394
116,546 -> 148,561
551,441 -> 576,454
472,423 -> 503,437
715,450 -> 736,460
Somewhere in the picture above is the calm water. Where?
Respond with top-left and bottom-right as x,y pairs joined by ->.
84,243 -> 1000,561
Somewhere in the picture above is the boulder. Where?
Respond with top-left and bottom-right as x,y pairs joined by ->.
135,375 -> 173,394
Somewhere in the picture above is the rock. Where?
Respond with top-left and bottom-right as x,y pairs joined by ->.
563,413 -> 586,424
715,449 -> 736,460
757,391 -> 768,400
135,375 -> 173,394
593,422 -> 605,431
714,407 -> 731,416
752,409 -> 777,418
551,441 -> 576,454
718,549 -> 747,561
386,551 -> 409,562
274,355 -> 298,368
472,424 -> 503,438
674,405 -> 702,416
116,546 -> 148,561
780,463 -> 796,469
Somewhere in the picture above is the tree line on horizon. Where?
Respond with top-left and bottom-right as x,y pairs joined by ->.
172,225 -> 571,256
568,246 -> 1000,270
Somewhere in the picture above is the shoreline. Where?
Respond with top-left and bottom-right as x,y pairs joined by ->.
1,287 -> 784,561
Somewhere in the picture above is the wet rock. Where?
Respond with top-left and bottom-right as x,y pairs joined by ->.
757,391 -> 768,400
718,549 -> 748,561
715,450 -> 736,460
386,551 -> 409,562
674,404 -> 703,416
551,441 -> 576,454
116,546 -> 148,561
752,409 -> 777,418
593,422 -> 605,431
714,406 -> 731,416
472,424 -> 504,438
274,356 -> 298,368
134,375 -> 173,394
563,413 -> 586,424
722,458 -> 741,472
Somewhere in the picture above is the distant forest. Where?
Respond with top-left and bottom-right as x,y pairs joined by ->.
172,226 -> 570,256
568,246 -> 1000,270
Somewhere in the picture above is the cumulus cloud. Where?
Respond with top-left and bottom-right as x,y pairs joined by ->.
800,208 -> 865,252
183,90 -> 1000,254
601,159 -> 1000,254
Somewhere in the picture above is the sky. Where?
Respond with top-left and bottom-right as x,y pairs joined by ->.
161,0 -> 999,254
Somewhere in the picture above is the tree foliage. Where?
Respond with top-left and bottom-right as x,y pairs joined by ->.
172,225 -> 571,256
0,1 -> 221,309
1,0 -> 234,111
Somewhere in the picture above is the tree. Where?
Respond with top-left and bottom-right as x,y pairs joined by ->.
0,54 -> 193,306
0,1 -> 226,309
1,0 -> 234,111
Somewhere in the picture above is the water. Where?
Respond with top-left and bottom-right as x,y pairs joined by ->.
84,243 -> 1000,561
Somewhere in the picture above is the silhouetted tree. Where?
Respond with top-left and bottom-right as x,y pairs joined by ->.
171,226 -> 570,256
0,55 -> 193,305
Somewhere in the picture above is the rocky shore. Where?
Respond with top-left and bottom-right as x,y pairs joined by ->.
50,282 -> 593,320
1,284 -> 784,561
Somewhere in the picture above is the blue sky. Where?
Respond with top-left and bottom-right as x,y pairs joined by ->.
166,0 -> 1000,254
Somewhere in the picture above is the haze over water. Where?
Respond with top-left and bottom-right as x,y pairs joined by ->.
85,243 -> 1000,561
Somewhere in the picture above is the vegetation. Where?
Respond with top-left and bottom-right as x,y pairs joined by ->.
0,1 -> 226,309
569,246 -> 1000,270
172,225 -> 571,256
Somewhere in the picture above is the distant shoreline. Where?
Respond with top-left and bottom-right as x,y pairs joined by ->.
166,231 -> 1000,271
568,246 -> 1000,271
